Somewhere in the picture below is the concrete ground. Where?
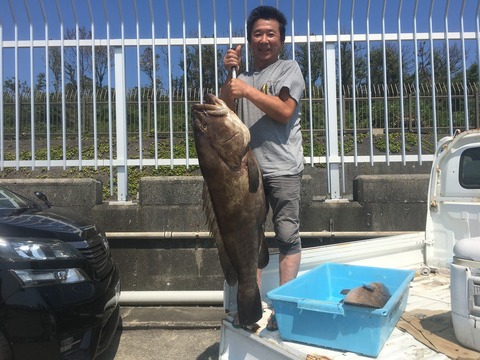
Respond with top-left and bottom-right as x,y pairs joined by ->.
97,306 -> 226,360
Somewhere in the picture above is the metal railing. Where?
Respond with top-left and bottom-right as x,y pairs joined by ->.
1,0 -> 479,201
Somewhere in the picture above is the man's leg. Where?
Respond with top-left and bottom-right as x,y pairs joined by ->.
279,252 -> 301,285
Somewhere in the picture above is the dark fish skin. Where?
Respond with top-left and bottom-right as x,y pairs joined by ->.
192,94 -> 269,326
343,282 -> 392,309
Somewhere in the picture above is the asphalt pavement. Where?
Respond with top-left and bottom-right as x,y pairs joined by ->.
97,306 -> 226,360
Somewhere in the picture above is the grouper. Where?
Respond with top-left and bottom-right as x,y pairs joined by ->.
192,93 -> 269,326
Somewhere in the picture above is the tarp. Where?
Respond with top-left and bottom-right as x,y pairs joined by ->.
397,310 -> 480,360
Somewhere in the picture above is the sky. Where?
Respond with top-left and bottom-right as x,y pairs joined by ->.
0,0 -> 479,89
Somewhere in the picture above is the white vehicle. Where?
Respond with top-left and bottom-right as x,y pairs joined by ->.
220,129 -> 480,359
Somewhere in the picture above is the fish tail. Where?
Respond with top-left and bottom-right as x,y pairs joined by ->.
236,282 -> 263,326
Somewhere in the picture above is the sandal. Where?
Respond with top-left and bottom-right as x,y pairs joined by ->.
231,313 -> 241,329
266,312 -> 278,331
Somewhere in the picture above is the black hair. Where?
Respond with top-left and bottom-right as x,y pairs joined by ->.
246,6 -> 287,44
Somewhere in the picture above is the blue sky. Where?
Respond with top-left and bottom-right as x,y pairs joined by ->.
1,0 -> 477,40
0,0 -> 479,89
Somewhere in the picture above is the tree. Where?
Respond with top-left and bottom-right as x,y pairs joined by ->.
35,73 -> 46,92
46,27 -> 113,92
64,27 -> 92,93
368,43 -> 413,86
3,77 -> 30,97
294,38 -> 323,86
140,47 -> 161,89
416,41 -> 465,84
94,46 -> 114,88
463,62 -> 478,84
338,41 -> 367,88
48,47 -> 63,93
179,41 -> 227,92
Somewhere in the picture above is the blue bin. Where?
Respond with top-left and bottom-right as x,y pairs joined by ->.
266,263 -> 415,357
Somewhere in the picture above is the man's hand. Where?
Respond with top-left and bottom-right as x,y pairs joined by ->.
224,45 -> 242,75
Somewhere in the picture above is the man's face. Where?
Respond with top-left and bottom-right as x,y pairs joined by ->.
249,18 -> 283,70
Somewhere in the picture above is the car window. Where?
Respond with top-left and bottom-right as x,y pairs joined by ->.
0,189 -> 31,209
460,147 -> 480,189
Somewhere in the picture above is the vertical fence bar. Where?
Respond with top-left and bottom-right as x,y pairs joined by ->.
397,0 -> 406,164
429,0 -> 438,146
24,0 -> 36,169
460,0 -> 469,130
133,0 -> 143,168
0,4 -> 3,171
366,0 -> 374,165
445,0 -> 453,135
103,0 -> 114,196
244,0 -> 249,72
165,0 -> 174,168
291,0 -> 295,61
54,0 -> 67,169
149,0 -> 158,168
307,0 -> 314,168
413,0 -> 423,164
87,0 -> 98,170
337,0 -> 346,193
196,0 -> 203,103
351,0 -> 358,165
381,0 -> 390,165
7,0 -> 19,169
181,0 -> 190,168
321,0 -> 330,192
115,1 -> 128,201
228,0 -> 232,54
213,0 -> 218,96
477,3 -> 480,100
71,0 -> 82,169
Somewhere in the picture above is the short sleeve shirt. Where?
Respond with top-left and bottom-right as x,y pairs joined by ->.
237,60 -> 305,178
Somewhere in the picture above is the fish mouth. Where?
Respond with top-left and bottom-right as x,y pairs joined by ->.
192,94 -> 230,128
192,95 -> 229,117
192,93 -> 241,143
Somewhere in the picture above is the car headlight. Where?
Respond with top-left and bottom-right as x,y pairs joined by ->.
0,238 -> 90,286
10,268 -> 89,286
0,238 -> 82,260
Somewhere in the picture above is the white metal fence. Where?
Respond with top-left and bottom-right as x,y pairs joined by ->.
0,0 -> 479,201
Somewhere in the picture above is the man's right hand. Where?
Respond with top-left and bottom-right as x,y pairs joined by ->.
224,45 -> 242,75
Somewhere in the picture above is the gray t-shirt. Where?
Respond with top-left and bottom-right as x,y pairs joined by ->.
237,59 -> 305,178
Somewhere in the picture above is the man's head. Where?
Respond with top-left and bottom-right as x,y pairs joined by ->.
246,6 -> 287,70
247,6 -> 287,44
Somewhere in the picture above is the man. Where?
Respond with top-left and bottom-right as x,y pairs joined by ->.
220,5 -> 305,331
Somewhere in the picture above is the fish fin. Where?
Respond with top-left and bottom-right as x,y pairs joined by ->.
257,232 -> 269,269
247,150 -> 261,193
202,182 -> 238,286
237,282 -> 263,326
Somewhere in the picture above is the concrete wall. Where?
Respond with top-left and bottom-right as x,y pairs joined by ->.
0,171 -> 430,291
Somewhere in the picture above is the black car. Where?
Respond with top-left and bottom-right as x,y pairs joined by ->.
0,186 -> 120,360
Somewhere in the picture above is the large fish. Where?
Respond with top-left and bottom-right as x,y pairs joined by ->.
192,93 -> 269,326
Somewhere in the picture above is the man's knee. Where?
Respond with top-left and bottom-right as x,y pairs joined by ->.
277,237 -> 302,256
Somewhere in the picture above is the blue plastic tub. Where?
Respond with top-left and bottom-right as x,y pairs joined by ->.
266,263 -> 415,357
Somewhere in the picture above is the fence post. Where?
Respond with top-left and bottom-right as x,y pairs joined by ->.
325,42 -> 341,200
114,47 -> 128,202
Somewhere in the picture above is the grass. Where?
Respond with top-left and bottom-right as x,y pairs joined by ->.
1,131 -> 435,200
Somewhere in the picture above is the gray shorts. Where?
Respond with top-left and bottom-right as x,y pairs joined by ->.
264,173 -> 302,256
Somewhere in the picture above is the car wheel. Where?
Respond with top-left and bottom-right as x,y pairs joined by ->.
0,332 -> 13,360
